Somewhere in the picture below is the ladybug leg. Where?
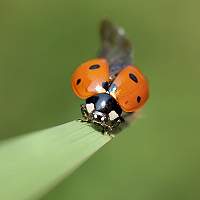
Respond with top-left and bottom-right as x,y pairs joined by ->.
101,127 -> 109,136
103,126 -> 116,138
112,117 -> 122,128
110,117 -> 125,134
119,116 -> 125,123
100,116 -> 124,136
80,104 -> 90,122
101,123 -> 113,136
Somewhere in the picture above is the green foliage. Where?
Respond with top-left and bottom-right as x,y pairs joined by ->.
1,0 -> 200,200
0,121 -> 111,200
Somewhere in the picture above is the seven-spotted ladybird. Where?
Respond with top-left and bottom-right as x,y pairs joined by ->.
71,20 -> 149,134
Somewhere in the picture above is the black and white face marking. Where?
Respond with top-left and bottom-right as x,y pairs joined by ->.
80,93 -> 124,133
108,110 -> 119,121
85,93 -> 122,124
86,103 -> 95,113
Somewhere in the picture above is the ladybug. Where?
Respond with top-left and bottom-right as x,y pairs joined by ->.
71,20 -> 149,134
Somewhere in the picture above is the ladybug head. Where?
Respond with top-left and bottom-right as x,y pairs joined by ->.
82,93 -> 122,127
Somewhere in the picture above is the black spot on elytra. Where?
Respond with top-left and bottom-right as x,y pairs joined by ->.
76,78 -> 81,85
89,64 -> 100,70
129,73 -> 138,83
137,96 -> 141,103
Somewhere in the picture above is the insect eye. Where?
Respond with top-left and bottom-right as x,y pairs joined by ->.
89,64 -> 100,70
129,73 -> 138,83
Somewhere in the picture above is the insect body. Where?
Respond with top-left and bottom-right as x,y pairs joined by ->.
71,20 -> 149,134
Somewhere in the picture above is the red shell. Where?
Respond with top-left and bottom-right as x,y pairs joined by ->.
71,58 -> 109,99
110,66 -> 149,112
71,59 -> 149,112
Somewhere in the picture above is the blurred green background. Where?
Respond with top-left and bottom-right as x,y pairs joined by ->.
0,0 -> 200,199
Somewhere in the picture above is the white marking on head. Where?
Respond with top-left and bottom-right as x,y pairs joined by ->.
101,116 -> 105,121
94,114 -> 98,119
86,103 -> 95,113
108,110 -> 119,121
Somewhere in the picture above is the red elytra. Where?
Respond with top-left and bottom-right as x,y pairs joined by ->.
110,66 -> 149,112
71,59 -> 149,113
71,58 -> 109,99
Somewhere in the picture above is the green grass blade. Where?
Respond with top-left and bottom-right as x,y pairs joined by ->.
0,120 -> 111,200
